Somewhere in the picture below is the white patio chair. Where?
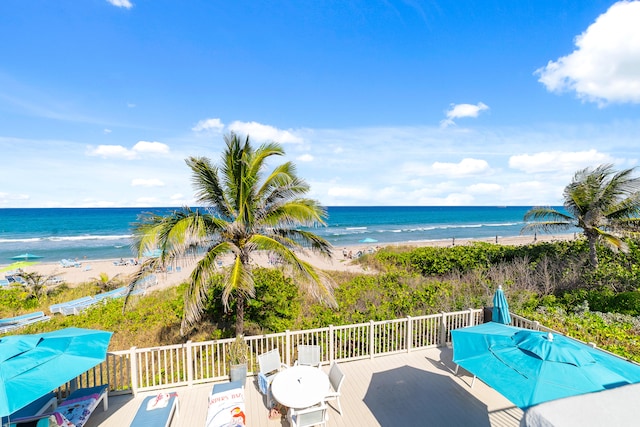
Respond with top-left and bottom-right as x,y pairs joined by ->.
325,362 -> 345,415
257,348 -> 288,408
288,402 -> 328,427
295,344 -> 321,368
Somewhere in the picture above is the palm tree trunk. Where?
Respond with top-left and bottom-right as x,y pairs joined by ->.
236,295 -> 245,335
587,233 -> 598,268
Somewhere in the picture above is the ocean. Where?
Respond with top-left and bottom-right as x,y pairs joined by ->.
0,206 -> 557,263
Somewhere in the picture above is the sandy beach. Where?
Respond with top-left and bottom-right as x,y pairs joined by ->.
3,232 -> 577,289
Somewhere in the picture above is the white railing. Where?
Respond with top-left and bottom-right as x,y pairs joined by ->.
82,309 -> 567,396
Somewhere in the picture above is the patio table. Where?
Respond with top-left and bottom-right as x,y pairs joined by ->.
271,365 -> 330,409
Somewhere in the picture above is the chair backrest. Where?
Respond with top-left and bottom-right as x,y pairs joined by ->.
294,403 -> 327,427
328,362 -> 345,392
297,345 -> 321,367
258,349 -> 282,375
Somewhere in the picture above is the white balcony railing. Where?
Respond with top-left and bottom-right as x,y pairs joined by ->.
79,309 -> 545,396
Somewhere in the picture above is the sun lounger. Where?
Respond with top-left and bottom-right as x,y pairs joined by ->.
9,385 -> 108,427
0,311 -> 51,334
9,391 -> 58,420
49,296 -> 95,314
59,259 -> 80,268
5,275 -> 27,285
94,286 -> 128,301
130,392 -> 179,427
206,381 -> 245,427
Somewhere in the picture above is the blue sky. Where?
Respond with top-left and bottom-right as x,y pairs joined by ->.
2,0 -> 640,207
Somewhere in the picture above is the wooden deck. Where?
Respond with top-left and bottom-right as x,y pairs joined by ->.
85,346 -> 522,427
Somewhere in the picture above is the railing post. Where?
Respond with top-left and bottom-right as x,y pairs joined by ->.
533,320 -> 540,331
439,312 -> 447,346
468,308 -> 475,327
130,346 -> 138,396
406,316 -> 412,353
285,330 -> 291,366
186,340 -> 193,387
329,325 -> 335,364
369,320 -> 375,359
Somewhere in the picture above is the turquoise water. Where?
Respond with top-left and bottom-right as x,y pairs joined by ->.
0,206 -> 558,263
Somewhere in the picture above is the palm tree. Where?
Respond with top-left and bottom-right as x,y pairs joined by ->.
92,272 -> 122,292
13,271 -> 55,301
128,133 -> 335,335
522,164 -> 640,267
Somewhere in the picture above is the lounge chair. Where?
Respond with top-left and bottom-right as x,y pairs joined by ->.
0,311 -> 51,334
94,286 -> 128,302
7,391 -> 58,424
325,362 -> 345,415
206,381 -> 245,427
10,385 -> 108,427
295,344 -> 322,368
130,391 -> 179,427
288,403 -> 328,427
50,296 -> 95,315
257,349 -> 288,408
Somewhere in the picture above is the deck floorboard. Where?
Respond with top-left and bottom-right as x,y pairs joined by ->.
85,346 -> 522,427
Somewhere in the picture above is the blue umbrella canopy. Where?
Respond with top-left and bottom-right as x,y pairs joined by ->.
492,285 -> 511,324
0,327 -> 112,417
359,237 -> 378,243
10,253 -> 43,261
452,323 -> 640,409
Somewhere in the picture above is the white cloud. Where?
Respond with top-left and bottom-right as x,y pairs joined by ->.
228,121 -> 304,143
86,141 -> 169,159
131,178 -> 165,187
440,102 -> 489,127
509,149 -> 613,173
536,1 -> 640,105
132,141 -> 170,155
86,144 -> 137,160
107,0 -> 133,9
192,118 -> 225,132
403,158 -> 491,177
103,129 -> 112,134
297,154 -> 314,162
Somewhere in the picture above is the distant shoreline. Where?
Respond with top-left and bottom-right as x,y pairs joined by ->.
5,233 -> 578,288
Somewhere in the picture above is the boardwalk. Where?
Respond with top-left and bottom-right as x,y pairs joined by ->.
86,346 -> 522,427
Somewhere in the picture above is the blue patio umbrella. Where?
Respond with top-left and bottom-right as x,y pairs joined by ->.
10,253 -> 43,261
452,322 -> 640,409
492,285 -> 511,324
359,237 -> 378,243
0,327 -> 112,417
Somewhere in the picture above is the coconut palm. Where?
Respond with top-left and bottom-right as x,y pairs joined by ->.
92,272 -> 122,292
522,164 -> 640,267
127,133 -> 335,335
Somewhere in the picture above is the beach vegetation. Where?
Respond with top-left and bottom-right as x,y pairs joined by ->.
522,164 -> 640,268
127,133 -> 335,336
5,238 -> 640,362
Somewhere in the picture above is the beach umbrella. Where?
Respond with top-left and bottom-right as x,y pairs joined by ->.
10,253 -> 43,261
452,322 -> 640,409
0,261 -> 39,273
359,237 -> 378,243
0,327 -> 113,417
492,285 -> 511,324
